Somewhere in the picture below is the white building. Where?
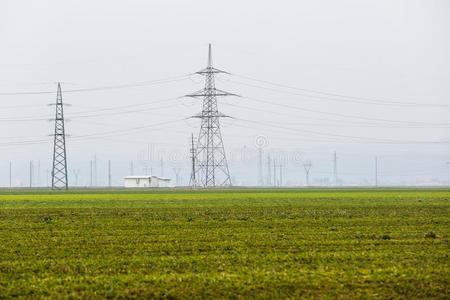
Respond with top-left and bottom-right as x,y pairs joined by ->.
123,176 -> 173,188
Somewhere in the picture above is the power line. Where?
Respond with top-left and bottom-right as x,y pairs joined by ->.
242,96 -> 450,126
0,96 -> 183,122
230,73 -> 450,108
235,118 -> 450,144
69,119 -> 184,140
0,75 -> 190,96
220,101 -> 450,128
0,119 -> 184,147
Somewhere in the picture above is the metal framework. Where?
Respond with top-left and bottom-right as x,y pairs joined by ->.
51,82 -> 68,190
303,161 -> 312,186
187,44 -> 236,187
189,133 -> 197,187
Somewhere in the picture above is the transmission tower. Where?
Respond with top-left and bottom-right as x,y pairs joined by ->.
51,83 -> 68,190
189,133 -> 197,188
303,161 -> 312,186
186,44 -> 236,187
173,168 -> 181,185
72,169 -> 80,186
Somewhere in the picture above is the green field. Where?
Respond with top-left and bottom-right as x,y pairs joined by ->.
0,188 -> 448,299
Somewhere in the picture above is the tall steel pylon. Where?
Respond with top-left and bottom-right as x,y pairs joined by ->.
51,82 -> 68,190
187,44 -> 236,187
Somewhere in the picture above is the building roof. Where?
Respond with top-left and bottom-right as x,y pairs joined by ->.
124,176 -> 151,179
124,175 -> 171,181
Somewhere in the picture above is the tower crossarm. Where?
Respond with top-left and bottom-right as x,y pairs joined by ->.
191,112 -> 232,119
196,67 -> 230,75
185,88 -> 239,98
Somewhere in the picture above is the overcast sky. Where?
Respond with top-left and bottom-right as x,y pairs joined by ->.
1,0 -> 449,187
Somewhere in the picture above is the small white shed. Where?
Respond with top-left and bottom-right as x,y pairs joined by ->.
124,176 -> 173,188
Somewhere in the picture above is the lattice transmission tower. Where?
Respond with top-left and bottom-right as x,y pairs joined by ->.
51,82 -> 68,190
187,44 -> 236,187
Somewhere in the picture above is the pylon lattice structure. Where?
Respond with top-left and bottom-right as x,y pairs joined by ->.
187,44 -> 236,187
189,133 -> 197,187
51,82 -> 68,190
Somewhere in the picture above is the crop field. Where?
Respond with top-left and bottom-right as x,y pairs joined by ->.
0,188 -> 448,299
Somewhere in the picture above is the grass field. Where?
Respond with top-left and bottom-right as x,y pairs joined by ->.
0,188 -> 448,299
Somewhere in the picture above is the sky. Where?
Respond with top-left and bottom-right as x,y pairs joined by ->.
0,0 -> 449,187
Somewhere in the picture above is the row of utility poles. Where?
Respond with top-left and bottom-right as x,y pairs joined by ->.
5,157 -> 448,188
8,161 -> 44,188
7,153 -> 377,188
258,151 -> 382,187
6,159 -> 182,188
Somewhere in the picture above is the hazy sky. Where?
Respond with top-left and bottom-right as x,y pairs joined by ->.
1,0 -> 449,186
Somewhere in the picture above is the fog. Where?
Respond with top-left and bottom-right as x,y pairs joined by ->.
1,0 -> 449,187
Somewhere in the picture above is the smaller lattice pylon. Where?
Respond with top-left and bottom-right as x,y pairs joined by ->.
51,82 -> 68,190
189,133 -> 197,188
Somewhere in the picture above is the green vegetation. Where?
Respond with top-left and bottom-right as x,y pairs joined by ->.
0,188 -> 448,299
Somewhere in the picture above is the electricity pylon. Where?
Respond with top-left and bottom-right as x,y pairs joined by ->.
189,133 -> 197,188
51,82 -> 68,190
303,161 -> 312,186
186,44 -> 237,187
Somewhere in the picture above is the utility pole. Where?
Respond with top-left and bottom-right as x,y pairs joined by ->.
303,161 -> 312,186
189,133 -> 197,188
267,154 -> 271,186
173,168 -> 181,186
108,160 -> 111,187
186,44 -> 236,187
37,160 -> 41,187
375,156 -> 378,187
29,161 -> 33,188
51,82 -> 68,190
72,169 -> 80,187
273,164 -> 282,187
333,151 -> 337,186
90,160 -> 93,187
257,148 -> 263,186
9,161 -> 11,188
93,154 -> 97,186
273,161 -> 277,187
447,162 -> 450,183
279,164 -> 283,187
